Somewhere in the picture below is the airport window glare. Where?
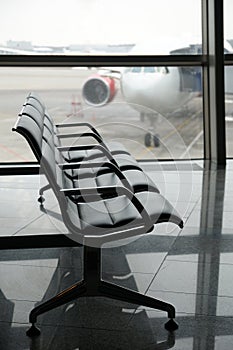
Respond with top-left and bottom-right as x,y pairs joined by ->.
0,0 -> 231,165
0,1 -> 202,55
224,1 -> 233,157
0,66 -> 203,162
225,66 -> 233,157
224,0 -> 233,52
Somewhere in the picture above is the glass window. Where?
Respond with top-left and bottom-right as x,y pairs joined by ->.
224,0 -> 233,51
224,1 -> 233,157
131,67 -> 142,73
225,66 -> 233,157
1,65 -> 203,162
143,67 -> 155,73
0,0 -> 202,55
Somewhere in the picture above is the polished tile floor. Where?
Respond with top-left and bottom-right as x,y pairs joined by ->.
0,160 -> 233,349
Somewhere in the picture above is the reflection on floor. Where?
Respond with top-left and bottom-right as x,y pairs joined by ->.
1,160 -> 233,349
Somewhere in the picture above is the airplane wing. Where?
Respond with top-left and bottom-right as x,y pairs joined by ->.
97,67 -> 124,80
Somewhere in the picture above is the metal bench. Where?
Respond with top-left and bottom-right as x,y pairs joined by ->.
21,92 -> 161,203
13,93 -> 183,336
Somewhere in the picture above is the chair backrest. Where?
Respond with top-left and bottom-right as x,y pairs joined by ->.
13,94 -> 82,233
13,112 -> 43,162
13,95 -> 62,191
26,93 -> 55,133
26,92 -> 45,115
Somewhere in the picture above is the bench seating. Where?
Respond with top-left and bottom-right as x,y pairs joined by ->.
13,92 -> 183,336
21,92 -> 161,199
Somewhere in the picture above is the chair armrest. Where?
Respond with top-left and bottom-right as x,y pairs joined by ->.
61,185 -> 118,197
59,161 -> 119,171
58,144 -> 130,157
56,122 -> 101,137
57,132 -> 109,151
58,160 -> 141,178
57,144 -> 117,164
58,144 -> 100,152
57,144 -> 140,173
60,185 -> 153,233
119,164 -> 142,172
57,131 -> 102,143
58,161 -> 133,191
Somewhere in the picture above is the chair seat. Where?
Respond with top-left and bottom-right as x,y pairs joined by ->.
77,191 -> 181,235
96,170 -> 159,193
69,169 -> 158,194
63,141 -> 131,163
65,153 -> 159,193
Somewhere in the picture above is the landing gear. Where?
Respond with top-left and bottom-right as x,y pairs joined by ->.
141,112 -> 161,148
145,133 -> 151,147
144,133 -> 160,147
153,134 -> 160,147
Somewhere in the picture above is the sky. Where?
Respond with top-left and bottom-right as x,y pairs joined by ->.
0,0 -> 232,47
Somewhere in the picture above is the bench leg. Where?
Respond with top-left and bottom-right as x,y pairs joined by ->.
98,280 -> 178,331
26,245 -> 178,337
26,280 -> 87,337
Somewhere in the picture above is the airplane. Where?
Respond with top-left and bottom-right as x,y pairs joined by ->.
81,40 -> 233,147
0,45 -> 58,55
0,45 -> 38,55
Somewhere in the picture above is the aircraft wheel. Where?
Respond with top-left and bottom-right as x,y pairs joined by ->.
153,134 -> 160,147
145,133 -> 151,147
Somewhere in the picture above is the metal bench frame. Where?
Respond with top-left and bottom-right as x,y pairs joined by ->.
12,93 -> 183,336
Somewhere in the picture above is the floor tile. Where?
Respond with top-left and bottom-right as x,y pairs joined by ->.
1,162 -> 233,349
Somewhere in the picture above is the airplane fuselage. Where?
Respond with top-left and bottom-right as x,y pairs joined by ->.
120,67 -> 198,116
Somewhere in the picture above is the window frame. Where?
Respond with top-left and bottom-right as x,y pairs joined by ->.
0,0 -> 227,174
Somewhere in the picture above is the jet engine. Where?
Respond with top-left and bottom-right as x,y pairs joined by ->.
82,75 -> 116,107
